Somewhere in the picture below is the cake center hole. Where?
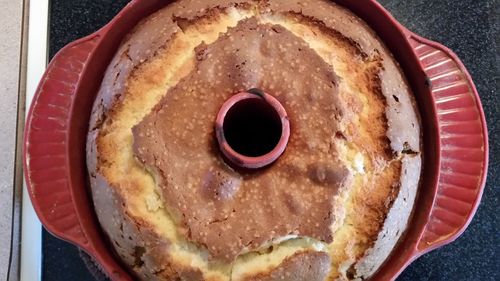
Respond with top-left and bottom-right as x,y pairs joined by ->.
223,98 -> 283,157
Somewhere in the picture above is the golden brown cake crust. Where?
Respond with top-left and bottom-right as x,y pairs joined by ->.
87,1 -> 422,280
132,18 -> 351,262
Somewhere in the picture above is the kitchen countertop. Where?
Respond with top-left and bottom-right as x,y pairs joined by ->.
45,0 -> 499,280
0,0 -> 23,280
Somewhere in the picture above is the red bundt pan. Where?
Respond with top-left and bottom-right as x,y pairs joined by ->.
23,1 -> 489,280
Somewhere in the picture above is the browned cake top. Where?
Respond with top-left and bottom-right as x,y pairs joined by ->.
133,18 -> 352,261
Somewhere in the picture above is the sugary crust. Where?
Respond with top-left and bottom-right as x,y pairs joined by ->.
132,18 -> 351,261
87,1 -> 421,280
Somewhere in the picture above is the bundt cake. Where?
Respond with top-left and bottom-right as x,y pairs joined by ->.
86,1 -> 421,280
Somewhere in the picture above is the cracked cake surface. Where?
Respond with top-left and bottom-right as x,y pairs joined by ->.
87,0 -> 421,280
132,18 -> 351,262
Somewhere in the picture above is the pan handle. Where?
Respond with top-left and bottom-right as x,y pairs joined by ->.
406,32 -> 489,255
23,32 -> 133,280
24,33 -> 99,250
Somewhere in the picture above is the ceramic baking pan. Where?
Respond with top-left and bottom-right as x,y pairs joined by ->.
23,0 -> 488,280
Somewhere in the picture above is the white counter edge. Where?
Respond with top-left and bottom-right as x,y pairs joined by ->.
21,0 -> 49,280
